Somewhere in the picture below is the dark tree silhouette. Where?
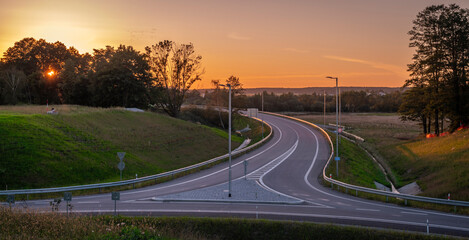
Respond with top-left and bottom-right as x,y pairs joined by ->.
146,40 -> 203,117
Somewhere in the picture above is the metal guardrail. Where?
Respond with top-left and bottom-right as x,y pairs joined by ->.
264,112 -> 469,208
0,117 -> 273,196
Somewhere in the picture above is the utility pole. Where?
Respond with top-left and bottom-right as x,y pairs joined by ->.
323,90 -> 326,127
220,83 -> 232,197
326,76 -> 340,177
261,91 -> 264,139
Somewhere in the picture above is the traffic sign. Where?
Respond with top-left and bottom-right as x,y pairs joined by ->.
117,152 -> 126,161
334,157 -> 341,161
6,195 -> 14,204
117,161 -> 125,171
64,192 -> 72,201
338,127 -> 343,133
112,192 -> 120,200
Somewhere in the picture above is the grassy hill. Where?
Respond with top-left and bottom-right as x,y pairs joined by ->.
391,129 -> 469,200
0,105 -> 247,190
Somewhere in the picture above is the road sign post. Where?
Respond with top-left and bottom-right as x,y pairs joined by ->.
7,194 -> 14,209
244,160 -> 248,180
64,192 -> 72,216
112,192 -> 120,216
117,152 -> 126,180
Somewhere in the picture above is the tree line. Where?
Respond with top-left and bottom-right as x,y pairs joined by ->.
399,4 -> 469,134
0,38 -> 202,117
186,88 -> 403,113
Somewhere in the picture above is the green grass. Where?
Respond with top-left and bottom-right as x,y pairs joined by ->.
296,113 -> 469,202
202,125 -> 244,143
391,130 -> 469,200
0,105 -> 242,190
0,207 -> 457,240
325,132 -> 389,189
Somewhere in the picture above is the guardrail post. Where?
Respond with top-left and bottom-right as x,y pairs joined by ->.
426,219 -> 429,234
356,190 -> 358,196
386,196 -> 388,202
405,199 -> 407,205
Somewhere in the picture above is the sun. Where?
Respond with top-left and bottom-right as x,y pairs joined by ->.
47,70 -> 55,77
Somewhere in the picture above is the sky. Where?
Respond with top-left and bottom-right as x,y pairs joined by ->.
1,0 -> 468,89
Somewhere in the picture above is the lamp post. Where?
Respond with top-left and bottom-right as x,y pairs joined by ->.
220,83 -> 232,197
323,90 -> 326,128
326,76 -> 340,177
261,91 -> 264,139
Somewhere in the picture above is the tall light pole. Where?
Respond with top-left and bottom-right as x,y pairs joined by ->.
326,76 -> 340,177
220,83 -> 232,197
323,90 -> 326,128
261,91 -> 264,139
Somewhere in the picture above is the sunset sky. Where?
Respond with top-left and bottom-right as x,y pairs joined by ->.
1,0 -> 468,88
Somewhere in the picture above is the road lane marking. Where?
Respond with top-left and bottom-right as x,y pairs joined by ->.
356,208 -> 380,212
336,202 -> 351,206
255,127 -> 332,209
68,209 -> 469,233
77,201 -> 100,204
290,118 -> 469,220
116,121 -> 285,196
401,211 -> 428,216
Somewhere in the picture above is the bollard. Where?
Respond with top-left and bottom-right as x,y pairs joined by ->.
426,219 -> 429,234
405,199 -> 407,205
448,193 -> 450,200
256,206 -> 259,219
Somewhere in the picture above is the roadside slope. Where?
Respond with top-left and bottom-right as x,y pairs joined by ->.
0,105 -> 238,190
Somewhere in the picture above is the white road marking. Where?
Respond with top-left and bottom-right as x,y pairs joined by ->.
77,201 -> 100,204
116,121 -> 285,196
336,202 -> 351,206
356,208 -> 380,212
401,211 -> 428,216
289,116 -> 469,220
68,209 -> 469,233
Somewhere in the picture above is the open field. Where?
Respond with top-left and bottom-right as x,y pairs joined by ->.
0,105 -> 265,190
0,207 -> 455,240
295,113 -> 469,201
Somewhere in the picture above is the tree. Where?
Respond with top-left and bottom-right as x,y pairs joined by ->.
0,67 -> 26,104
399,86 -> 431,134
1,37 -> 82,104
146,40 -> 203,117
402,4 -> 469,134
89,45 -> 153,108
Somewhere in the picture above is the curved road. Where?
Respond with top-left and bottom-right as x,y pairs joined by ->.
25,113 -> 469,237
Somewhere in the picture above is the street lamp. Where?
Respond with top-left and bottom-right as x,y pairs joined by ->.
261,91 -> 264,139
219,83 -> 232,197
326,76 -> 340,177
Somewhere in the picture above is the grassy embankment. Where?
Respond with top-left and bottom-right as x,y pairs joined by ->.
0,207 -> 455,240
0,105 -> 266,192
297,113 -> 469,202
324,132 -> 389,189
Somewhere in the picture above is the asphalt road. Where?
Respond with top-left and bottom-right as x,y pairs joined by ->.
21,113 -> 469,237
